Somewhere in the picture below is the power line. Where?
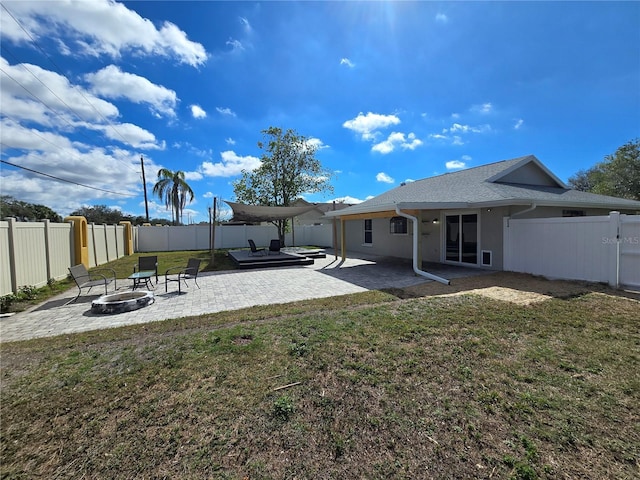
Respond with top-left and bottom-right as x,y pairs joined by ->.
0,159 -> 136,197
1,47 -> 139,175
1,2 -> 142,172
0,112 -> 142,184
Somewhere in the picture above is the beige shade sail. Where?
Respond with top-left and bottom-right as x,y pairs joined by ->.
225,201 -> 317,222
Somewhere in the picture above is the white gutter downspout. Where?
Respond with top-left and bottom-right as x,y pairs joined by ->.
395,205 -> 450,285
508,203 -> 538,225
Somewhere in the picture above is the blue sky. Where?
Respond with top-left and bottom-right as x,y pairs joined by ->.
1,1 -> 638,222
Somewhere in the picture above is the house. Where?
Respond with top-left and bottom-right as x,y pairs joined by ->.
324,155 -> 640,277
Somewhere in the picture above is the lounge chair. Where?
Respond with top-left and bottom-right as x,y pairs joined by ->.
268,239 -> 281,255
248,239 -> 266,256
134,255 -> 158,284
68,263 -> 117,304
165,258 -> 201,294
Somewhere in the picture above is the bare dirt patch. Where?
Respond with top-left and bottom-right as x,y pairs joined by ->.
403,271 -> 640,305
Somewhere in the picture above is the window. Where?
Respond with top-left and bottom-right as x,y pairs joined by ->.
364,219 -> 373,244
389,216 -> 408,234
562,209 -> 585,217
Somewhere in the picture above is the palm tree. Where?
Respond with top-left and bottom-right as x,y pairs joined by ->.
152,168 -> 194,225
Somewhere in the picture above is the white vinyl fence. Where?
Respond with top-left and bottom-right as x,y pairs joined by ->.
504,212 -> 640,288
0,219 -> 127,296
135,224 -> 334,252
1,221 -> 335,296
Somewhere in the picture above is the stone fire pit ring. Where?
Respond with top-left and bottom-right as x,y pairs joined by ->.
91,290 -> 154,314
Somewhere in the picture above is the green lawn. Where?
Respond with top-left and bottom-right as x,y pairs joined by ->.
1,250 -> 236,313
1,288 -> 638,479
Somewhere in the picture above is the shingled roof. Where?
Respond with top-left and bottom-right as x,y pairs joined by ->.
326,155 -> 640,217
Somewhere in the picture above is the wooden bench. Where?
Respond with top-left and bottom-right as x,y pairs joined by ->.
67,264 -> 117,304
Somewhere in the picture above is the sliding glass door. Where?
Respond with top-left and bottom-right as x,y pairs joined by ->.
445,213 -> 478,264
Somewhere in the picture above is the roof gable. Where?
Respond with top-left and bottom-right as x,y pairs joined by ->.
487,155 -> 567,188
324,154 -> 640,217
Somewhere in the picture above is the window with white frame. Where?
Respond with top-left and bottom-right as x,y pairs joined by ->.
389,216 -> 408,234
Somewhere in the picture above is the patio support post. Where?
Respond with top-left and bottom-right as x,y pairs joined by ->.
340,218 -> 346,261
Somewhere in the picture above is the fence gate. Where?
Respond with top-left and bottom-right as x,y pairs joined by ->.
618,215 -> 640,288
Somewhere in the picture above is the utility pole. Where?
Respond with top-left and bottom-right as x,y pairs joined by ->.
140,155 -> 150,223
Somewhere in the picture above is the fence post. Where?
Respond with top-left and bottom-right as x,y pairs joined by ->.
607,211 -> 620,288
43,219 -> 52,282
6,217 -> 18,294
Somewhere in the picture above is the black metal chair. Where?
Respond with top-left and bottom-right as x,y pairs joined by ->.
248,239 -> 266,256
165,258 -> 201,294
67,264 -> 116,304
268,239 -> 281,255
134,255 -> 158,284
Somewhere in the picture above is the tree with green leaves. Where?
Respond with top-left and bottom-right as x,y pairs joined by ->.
233,127 -> 333,244
70,204 -> 123,224
0,196 -> 61,222
152,168 -> 194,225
569,139 -> 640,200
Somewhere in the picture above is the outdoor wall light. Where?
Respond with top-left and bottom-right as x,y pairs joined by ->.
432,218 -> 439,224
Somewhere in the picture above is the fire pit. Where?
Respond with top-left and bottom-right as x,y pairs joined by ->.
91,290 -> 154,314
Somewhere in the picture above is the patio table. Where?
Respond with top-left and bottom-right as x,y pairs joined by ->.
128,270 -> 156,290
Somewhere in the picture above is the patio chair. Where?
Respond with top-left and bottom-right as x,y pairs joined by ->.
268,239 -> 281,255
134,255 -> 158,284
248,239 -> 266,256
165,258 -> 201,294
67,263 -> 117,304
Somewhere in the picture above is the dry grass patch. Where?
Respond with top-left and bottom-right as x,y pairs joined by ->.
404,271 -> 640,305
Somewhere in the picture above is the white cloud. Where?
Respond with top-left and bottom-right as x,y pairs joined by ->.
306,137 -> 328,150
446,160 -> 467,170
0,0 -> 208,67
226,38 -> 244,53
85,65 -> 177,117
0,142 -> 145,215
332,196 -> 363,204
225,137 -> 236,145
0,57 -> 118,125
203,192 -> 214,198
239,17 -> 252,33
429,133 -> 447,140
435,13 -> 448,23
184,171 -> 203,181
343,112 -> 401,141
471,102 -> 493,114
340,58 -> 355,68
199,151 -> 261,177
376,172 -> 395,183
92,122 -> 165,150
190,104 -> 207,119
514,118 -> 524,130
446,123 -> 491,134
372,132 -> 423,154
216,106 -> 236,117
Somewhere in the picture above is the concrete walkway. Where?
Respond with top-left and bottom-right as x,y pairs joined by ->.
1,251 -> 473,343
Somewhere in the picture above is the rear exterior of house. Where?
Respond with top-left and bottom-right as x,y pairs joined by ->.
326,155 -> 640,272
